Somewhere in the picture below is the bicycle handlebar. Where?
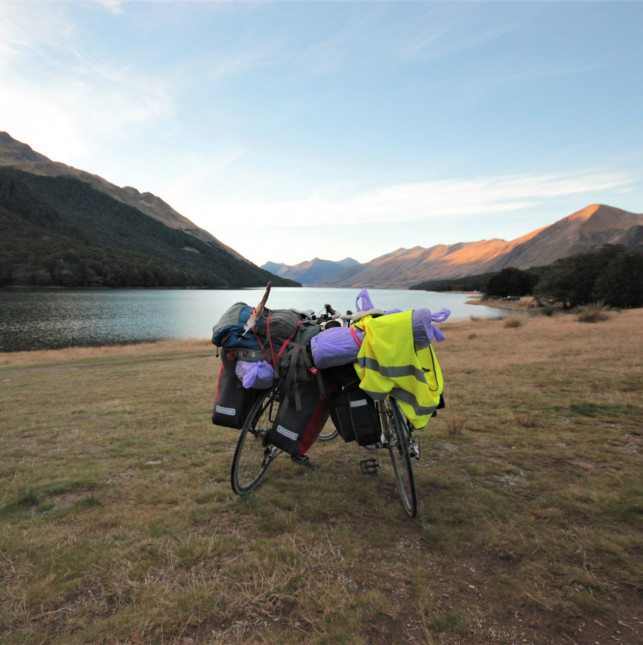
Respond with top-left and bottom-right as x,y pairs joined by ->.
320,304 -> 387,325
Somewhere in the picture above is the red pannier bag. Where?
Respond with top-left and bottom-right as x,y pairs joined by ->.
269,383 -> 329,457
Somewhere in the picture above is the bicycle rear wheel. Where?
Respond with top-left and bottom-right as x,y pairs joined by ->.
231,389 -> 281,495
318,426 -> 339,441
383,399 -> 417,517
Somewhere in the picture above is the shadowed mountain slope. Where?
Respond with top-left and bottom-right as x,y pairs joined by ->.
0,132 -> 298,288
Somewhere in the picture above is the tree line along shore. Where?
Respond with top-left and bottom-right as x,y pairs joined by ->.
413,244 -> 643,311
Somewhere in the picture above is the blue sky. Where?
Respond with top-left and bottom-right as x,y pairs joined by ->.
1,1 -> 642,266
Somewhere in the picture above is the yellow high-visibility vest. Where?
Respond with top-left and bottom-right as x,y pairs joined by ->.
353,311 -> 443,429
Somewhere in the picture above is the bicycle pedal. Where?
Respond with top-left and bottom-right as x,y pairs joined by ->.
291,454 -> 310,466
360,458 -> 379,475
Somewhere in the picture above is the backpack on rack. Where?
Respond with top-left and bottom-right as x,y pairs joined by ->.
254,309 -> 302,349
274,322 -> 324,407
211,302 -> 267,351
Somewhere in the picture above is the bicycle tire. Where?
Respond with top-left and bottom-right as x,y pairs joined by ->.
230,389 -> 281,496
384,399 -> 418,517
318,427 -> 339,441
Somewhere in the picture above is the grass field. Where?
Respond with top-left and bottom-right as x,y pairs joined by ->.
1,310 -> 641,644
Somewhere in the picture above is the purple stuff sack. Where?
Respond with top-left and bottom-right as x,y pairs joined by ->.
311,326 -> 364,369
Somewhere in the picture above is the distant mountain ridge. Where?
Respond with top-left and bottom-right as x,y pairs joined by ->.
316,204 -> 643,289
0,132 -> 298,288
261,257 -> 361,285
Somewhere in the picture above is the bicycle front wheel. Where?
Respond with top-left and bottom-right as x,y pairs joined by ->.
383,399 -> 417,517
231,389 -> 281,495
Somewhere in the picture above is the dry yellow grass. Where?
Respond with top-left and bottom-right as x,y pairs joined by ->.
0,309 -> 641,644
0,338 -> 211,366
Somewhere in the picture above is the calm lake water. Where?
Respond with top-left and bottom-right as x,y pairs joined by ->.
0,287 -> 509,352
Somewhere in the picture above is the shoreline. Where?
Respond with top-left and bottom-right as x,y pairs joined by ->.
0,337 -> 213,366
3,307 -> 641,365
464,292 -> 543,312
3,302 -> 640,361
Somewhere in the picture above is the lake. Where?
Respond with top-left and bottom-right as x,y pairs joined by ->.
0,287 -> 509,352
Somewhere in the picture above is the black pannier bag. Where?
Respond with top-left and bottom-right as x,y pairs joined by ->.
329,384 -> 381,446
212,348 -> 265,429
323,364 -> 381,446
269,383 -> 330,457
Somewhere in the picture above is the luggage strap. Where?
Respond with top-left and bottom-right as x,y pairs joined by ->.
350,326 -> 363,348
253,311 -> 301,368
281,343 -> 325,412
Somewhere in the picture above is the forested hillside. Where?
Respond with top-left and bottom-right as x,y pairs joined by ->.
0,166 -> 298,288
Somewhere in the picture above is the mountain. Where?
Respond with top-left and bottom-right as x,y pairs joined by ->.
316,204 -> 643,289
0,132 -> 245,257
261,257 -> 361,285
261,261 -> 288,275
0,132 -> 298,288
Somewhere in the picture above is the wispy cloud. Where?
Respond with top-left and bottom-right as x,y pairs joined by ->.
195,46 -> 278,84
0,61 -> 175,162
296,6 -> 388,77
396,2 -> 526,63
93,0 -> 124,14
0,2 -> 74,67
0,1 -> 176,162
203,171 -> 635,228
162,149 -> 246,207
